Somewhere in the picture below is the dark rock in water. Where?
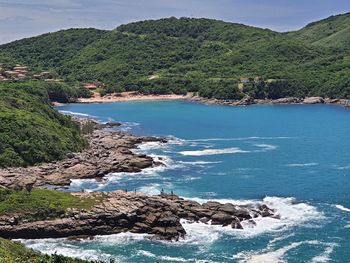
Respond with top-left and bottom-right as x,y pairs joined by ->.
231,217 -> 243,229
218,203 -> 236,214
199,217 -> 210,224
211,212 -> 233,225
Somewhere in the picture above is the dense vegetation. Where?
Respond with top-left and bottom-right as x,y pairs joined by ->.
0,82 -> 87,167
0,13 -> 349,99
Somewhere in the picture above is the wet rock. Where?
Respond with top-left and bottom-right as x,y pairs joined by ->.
218,203 -> 236,214
211,212 -> 233,225
231,217 -> 243,229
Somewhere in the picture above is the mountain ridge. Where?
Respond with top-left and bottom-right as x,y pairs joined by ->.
0,13 -> 349,99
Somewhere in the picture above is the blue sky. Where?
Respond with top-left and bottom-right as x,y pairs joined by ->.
0,0 -> 349,44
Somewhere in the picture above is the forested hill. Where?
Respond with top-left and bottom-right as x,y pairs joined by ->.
0,13 -> 349,99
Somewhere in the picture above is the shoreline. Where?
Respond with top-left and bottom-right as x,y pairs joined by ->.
188,95 -> 350,108
59,92 -> 350,109
0,118 -> 277,241
0,120 -> 167,189
0,190 -> 276,241
76,92 -> 192,104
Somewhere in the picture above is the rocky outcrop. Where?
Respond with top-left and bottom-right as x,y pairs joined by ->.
271,97 -> 301,104
0,130 -> 167,189
234,95 -> 254,106
303,97 -> 324,104
0,191 -> 276,241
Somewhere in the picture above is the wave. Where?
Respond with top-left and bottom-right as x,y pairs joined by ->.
253,143 -> 278,151
334,204 -> 350,212
177,160 -> 222,166
334,165 -> 350,170
286,162 -> 318,167
187,136 -> 291,142
18,238 -> 115,262
179,147 -> 249,156
68,154 -> 179,192
59,110 -> 95,118
136,250 -> 217,263
234,240 -> 336,263
310,243 -> 337,263
137,182 -> 175,196
234,241 -> 303,263
179,196 -> 324,242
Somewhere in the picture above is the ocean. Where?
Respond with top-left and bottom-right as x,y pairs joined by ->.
20,101 -> 350,262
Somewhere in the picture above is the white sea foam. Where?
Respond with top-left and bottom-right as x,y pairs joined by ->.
59,110 -> 95,118
18,238 -> 115,262
179,196 -> 324,243
334,165 -> 350,170
178,160 -> 223,165
254,143 -> 278,151
137,250 -> 216,262
334,204 -> 350,212
234,240 -> 336,263
179,147 -> 249,156
234,241 -> 303,263
310,243 -> 337,263
286,162 -> 318,167
18,232 -> 150,261
138,183 -> 162,195
187,136 -> 291,142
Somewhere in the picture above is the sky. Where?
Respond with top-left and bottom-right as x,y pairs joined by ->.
0,0 -> 349,44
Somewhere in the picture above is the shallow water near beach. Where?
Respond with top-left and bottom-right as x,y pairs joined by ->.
23,101 -> 350,262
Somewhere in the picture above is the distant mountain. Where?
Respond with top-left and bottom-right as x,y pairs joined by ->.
0,14 -> 349,99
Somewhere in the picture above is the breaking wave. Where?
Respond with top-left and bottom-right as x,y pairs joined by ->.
334,204 -> 350,212
179,147 -> 249,156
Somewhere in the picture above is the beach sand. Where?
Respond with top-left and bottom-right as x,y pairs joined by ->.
77,91 -> 192,103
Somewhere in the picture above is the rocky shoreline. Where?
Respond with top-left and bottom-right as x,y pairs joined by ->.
188,95 -> 350,107
0,115 -> 277,244
0,122 -> 167,189
0,190 -> 276,241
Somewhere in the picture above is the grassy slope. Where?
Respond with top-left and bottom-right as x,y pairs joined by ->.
0,188 -> 101,220
0,82 -> 87,167
290,12 -> 350,48
0,188 -> 105,262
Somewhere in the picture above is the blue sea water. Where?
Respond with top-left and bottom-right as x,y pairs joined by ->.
22,101 -> 350,262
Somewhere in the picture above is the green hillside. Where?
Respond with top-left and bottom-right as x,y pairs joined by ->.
0,82 -> 86,167
0,14 -> 349,99
290,12 -> 350,49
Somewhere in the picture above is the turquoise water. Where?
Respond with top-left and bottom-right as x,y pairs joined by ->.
23,101 -> 350,262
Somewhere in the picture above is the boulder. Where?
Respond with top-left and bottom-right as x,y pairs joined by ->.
218,203 -> 236,214
211,212 -> 233,225
236,95 -> 254,106
303,97 -> 324,104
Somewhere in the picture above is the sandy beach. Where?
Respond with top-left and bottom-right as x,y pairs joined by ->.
77,91 -> 192,103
